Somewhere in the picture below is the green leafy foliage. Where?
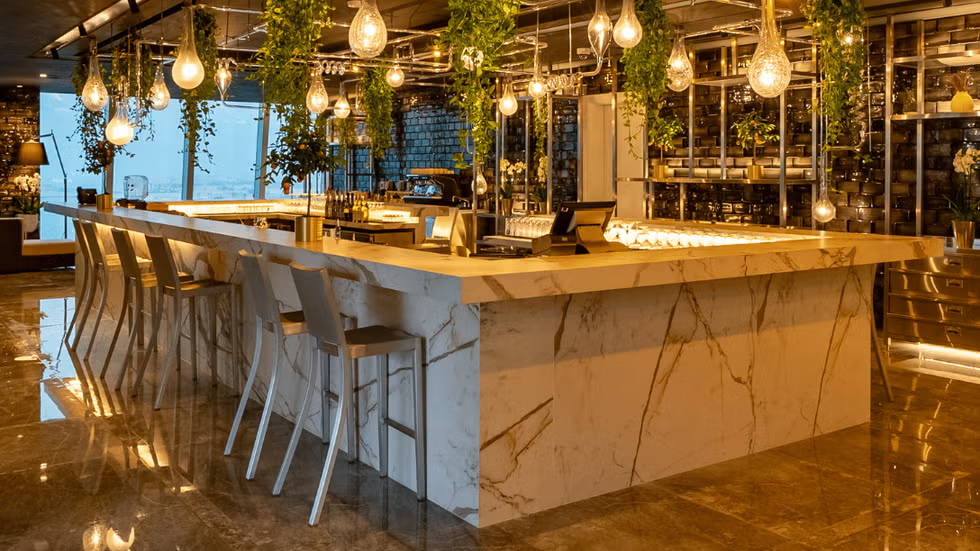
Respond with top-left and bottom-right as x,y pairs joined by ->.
801,0 -> 867,148
253,0 -> 340,187
178,7 -> 218,170
731,111 -> 777,160
441,0 -> 520,168
647,116 -> 683,161
621,0 -> 672,159
110,36 -> 156,136
533,98 -> 548,183
11,196 -> 42,215
70,56 -> 130,174
333,117 -> 356,156
364,67 -> 394,160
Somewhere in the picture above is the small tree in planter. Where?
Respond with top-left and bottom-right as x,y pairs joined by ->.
731,111 -> 777,180
647,116 -> 683,180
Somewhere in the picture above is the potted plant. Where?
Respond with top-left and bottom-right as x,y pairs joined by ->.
948,71 -> 975,113
949,145 -> 980,249
529,183 -> 547,213
647,116 -> 683,180
732,111 -> 778,180
11,196 -> 42,235
498,158 -> 525,216
499,180 -> 514,216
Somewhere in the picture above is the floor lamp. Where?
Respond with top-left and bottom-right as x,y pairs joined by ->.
18,133 -> 67,237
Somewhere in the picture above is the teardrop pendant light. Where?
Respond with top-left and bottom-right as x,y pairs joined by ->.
306,62 -> 330,115
587,0 -> 612,60
334,84 -> 351,119
172,7 -> 205,90
349,0 -> 387,59
105,96 -> 134,146
747,0 -> 791,98
613,0 -> 643,49
215,58 -> 233,100
149,63 -> 170,111
666,32 -> 694,92
81,46 -> 109,112
498,82 -> 518,116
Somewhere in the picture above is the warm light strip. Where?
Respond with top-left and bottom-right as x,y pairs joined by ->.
916,342 -> 980,365
39,0 -> 154,56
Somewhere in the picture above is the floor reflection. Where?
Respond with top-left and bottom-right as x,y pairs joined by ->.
2,269 -> 980,550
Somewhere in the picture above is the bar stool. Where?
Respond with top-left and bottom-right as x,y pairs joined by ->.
228,251 -> 359,481
64,219 -> 93,346
71,220 -> 150,356
102,228 -> 193,389
133,234 -> 237,410
281,262 -> 426,526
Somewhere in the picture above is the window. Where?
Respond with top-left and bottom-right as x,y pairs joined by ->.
112,103 -> 185,202
193,101 -> 262,200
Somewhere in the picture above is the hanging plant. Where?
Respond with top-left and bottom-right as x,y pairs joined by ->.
801,0 -> 867,148
109,36 -> 156,141
441,0 -> 520,168
253,0 -> 339,188
333,117 -> 356,156
363,67 -> 394,160
621,0 -> 672,159
177,7 -> 218,170
532,97 -> 548,183
70,56 -> 131,174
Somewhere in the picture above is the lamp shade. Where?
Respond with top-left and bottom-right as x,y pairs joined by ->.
17,142 -> 49,166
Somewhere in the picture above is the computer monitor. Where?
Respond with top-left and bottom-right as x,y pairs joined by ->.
550,201 -> 617,235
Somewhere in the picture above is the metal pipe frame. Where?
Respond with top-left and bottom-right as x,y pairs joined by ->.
915,19 -> 925,237
884,17 -> 894,235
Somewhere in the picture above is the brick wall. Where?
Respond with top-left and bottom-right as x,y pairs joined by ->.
0,86 -> 40,217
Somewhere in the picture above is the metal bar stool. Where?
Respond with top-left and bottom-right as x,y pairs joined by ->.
102,228 -> 193,389
72,220 -> 150,356
133,234 -> 237,410
227,251 -> 359,481
64,218 -> 93,346
281,262 -> 426,526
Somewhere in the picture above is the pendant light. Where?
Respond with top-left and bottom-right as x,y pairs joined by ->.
349,0 -> 387,59
149,63 -> 170,111
528,74 -> 548,99
81,46 -> 108,112
498,81 -> 518,116
666,32 -> 694,92
587,0 -> 612,60
306,63 -> 330,115
385,65 -> 405,88
173,7 -> 205,90
215,58 -> 233,100
747,0 -> 791,98
334,85 -> 351,119
613,0 -> 643,49
812,191 -> 836,223
105,96 -> 134,146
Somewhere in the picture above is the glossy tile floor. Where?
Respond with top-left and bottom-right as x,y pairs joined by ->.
2,269 -> 980,550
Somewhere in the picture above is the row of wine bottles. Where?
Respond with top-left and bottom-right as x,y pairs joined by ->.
322,191 -> 383,222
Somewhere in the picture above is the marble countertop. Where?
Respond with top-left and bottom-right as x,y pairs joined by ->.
46,202 -> 944,304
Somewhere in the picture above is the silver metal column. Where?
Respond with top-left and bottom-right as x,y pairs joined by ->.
254,107 -> 271,199
884,17 -> 894,235
915,20 -> 925,236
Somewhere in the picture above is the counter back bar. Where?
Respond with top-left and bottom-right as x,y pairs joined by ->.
47,200 -> 942,526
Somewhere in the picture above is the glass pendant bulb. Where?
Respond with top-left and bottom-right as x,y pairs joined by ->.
588,0 -> 612,60
215,58 -> 232,100
498,82 -> 518,116
528,74 -> 547,99
613,0 -> 643,49
81,53 -> 109,112
105,97 -> 134,146
172,7 -> 205,90
149,63 -> 170,111
306,64 -> 330,115
349,0 -> 387,59
334,92 -> 351,119
747,0 -> 791,98
666,33 -> 694,92
475,171 -> 488,195
385,65 -> 405,88
813,191 -> 836,223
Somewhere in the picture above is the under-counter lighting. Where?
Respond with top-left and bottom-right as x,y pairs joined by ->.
603,220 -> 809,250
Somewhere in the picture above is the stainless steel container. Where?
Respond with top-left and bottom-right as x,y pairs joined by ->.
294,215 -> 324,242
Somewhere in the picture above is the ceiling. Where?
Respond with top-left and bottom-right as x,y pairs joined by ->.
0,0 -> 957,102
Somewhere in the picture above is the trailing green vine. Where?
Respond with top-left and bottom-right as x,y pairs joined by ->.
532,97 -> 548,183
621,0 -> 672,159
110,37 -> 156,142
70,56 -> 130,174
253,0 -> 339,189
333,117 -> 356,157
178,7 -> 218,170
801,0 -> 867,148
363,67 -> 393,160
441,0 -> 520,168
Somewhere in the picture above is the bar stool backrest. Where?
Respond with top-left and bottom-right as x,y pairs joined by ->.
144,235 -> 182,290
288,263 -> 347,347
110,228 -> 143,280
79,221 -> 106,265
72,219 -> 92,266
238,251 -> 279,324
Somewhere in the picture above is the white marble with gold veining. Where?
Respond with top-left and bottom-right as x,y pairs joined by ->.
48,202 -> 940,528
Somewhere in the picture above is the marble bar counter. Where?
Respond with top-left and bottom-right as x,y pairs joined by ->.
46,202 -> 943,527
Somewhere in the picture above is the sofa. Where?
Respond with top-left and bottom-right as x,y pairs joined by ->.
0,218 -> 75,274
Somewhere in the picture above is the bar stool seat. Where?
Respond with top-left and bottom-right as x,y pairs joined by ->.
279,262 -> 426,527
134,234 -> 237,410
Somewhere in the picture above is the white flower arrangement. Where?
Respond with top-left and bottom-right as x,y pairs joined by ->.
498,158 -> 526,177
535,156 -> 548,183
953,147 -> 980,176
13,172 -> 40,193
